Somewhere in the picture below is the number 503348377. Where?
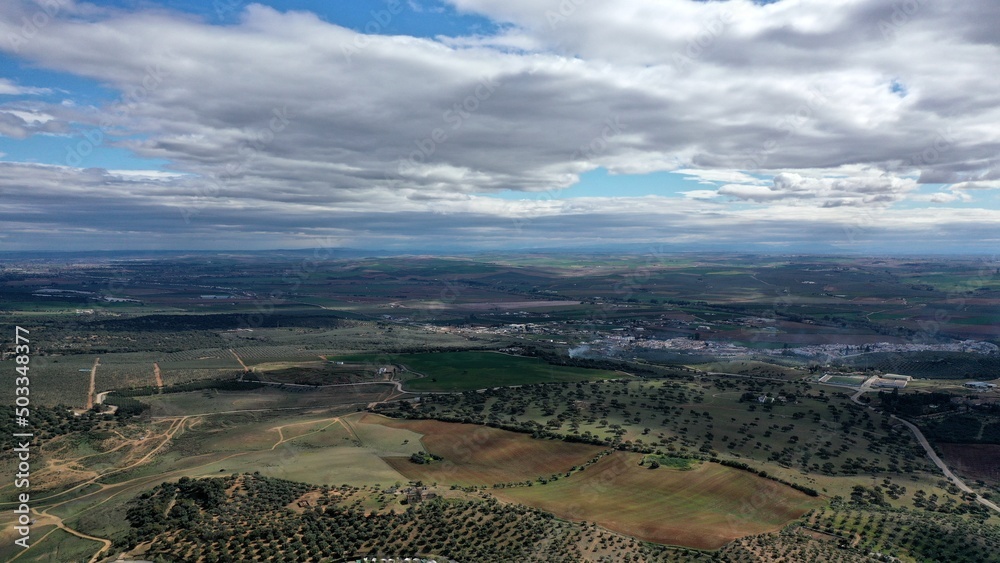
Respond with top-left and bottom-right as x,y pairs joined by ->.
14,327 -> 30,412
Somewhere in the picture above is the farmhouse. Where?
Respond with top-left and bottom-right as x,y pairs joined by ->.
403,488 -> 437,505
964,381 -> 997,391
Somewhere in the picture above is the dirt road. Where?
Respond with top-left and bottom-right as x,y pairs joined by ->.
230,348 -> 249,378
85,357 -> 100,410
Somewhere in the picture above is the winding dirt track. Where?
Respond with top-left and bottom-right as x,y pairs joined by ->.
7,417 -> 190,563
8,411 -> 350,563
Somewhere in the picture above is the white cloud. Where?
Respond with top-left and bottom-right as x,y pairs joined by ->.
950,180 -> 1000,190
924,192 -> 972,203
0,0 -> 997,250
437,29 -> 544,52
674,169 -> 767,186
0,78 -> 51,96
714,172 -> 917,206
105,170 -> 188,181
2,110 -> 54,124
679,189 -> 720,200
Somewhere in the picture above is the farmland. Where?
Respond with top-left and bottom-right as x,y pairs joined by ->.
370,414 -> 606,485
495,452 -> 820,549
387,351 -> 621,391
1,252 -> 999,562
939,444 -> 1000,484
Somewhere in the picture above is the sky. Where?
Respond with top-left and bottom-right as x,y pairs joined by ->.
0,0 -> 998,253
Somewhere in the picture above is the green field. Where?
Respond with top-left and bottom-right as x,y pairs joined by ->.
383,351 -> 621,391
642,454 -> 698,470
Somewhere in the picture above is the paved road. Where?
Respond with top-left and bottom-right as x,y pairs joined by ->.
849,375 -> 876,403
849,376 -> 1000,515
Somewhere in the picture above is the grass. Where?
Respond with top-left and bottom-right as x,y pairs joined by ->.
495,452 -> 822,550
254,360 -> 383,385
187,446 -> 407,487
691,360 -> 806,379
350,413 -> 426,456
284,421 -> 356,449
0,525 -> 103,563
140,385 -> 390,416
642,454 -> 697,470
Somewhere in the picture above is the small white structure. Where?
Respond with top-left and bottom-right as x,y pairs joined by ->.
964,381 -> 997,391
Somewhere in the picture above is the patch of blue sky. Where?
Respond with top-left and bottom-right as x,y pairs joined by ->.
487,167 -> 766,200
0,134 -> 170,170
0,62 -> 119,106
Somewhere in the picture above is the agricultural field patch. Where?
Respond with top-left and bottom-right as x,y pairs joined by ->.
692,360 -> 805,379
350,413 -> 426,456
495,452 -> 821,549
843,352 -> 1000,379
254,360 -> 388,385
939,443 -> 1000,484
186,446 -> 408,487
641,454 -> 698,470
390,351 -> 621,391
371,416 -> 605,486
140,386 -> 391,417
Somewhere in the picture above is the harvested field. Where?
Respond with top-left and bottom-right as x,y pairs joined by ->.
495,452 -> 822,550
367,415 -> 604,486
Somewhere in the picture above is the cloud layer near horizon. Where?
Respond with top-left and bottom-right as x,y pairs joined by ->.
0,0 -> 998,251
